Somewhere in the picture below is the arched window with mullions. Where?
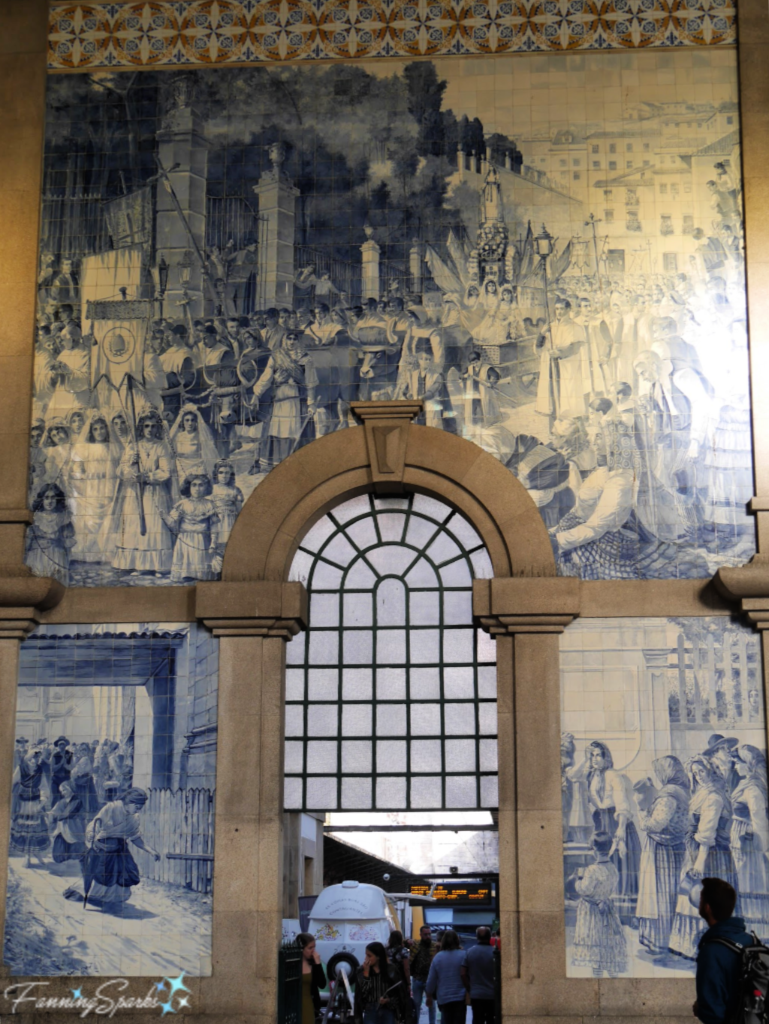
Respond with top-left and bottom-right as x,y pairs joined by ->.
284,493 -> 498,813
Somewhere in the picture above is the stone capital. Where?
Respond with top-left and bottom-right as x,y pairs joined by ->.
715,554 -> 769,629
351,401 -> 422,494
473,576 -> 580,634
0,567 -> 64,639
195,580 -> 307,638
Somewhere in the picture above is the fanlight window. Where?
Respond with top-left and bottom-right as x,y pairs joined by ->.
284,494 -> 498,812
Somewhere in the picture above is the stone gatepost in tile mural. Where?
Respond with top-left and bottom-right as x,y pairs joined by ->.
560,617 -> 766,979
3,622 -> 217,977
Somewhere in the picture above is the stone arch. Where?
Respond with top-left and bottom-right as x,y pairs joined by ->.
222,404 -> 556,583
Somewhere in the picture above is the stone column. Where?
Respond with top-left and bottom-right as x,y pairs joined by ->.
155,76 -> 210,320
474,576 -> 593,1020
253,143 -> 299,310
361,226 -> 381,302
196,580 -> 307,1020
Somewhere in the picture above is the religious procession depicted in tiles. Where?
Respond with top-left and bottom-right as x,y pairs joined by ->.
30,51 -> 751,586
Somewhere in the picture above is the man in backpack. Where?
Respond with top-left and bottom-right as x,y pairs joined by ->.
694,877 -> 753,1024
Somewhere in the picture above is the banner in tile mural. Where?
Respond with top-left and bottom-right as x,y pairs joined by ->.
560,617 -> 766,979
29,50 -> 753,587
3,623 -> 217,976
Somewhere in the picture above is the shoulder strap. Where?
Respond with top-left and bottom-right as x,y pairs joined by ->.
711,938 -> 744,955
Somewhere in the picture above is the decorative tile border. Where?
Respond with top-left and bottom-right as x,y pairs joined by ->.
48,0 -> 736,69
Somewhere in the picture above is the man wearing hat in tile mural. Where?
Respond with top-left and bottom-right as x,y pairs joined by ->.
45,736 -> 73,806
703,734 -> 740,795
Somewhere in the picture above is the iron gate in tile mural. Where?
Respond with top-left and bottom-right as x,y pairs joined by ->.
3,623 -> 218,977
27,44 -> 753,589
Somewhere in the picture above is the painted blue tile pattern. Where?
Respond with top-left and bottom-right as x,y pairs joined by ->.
28,51 -> 754,585
3,622 -> 217,976
561,617 -> 766,978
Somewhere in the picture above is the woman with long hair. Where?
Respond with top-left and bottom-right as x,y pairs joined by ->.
635,755 -> 691,956
354,940 -> 406,1024
168,402 -> 218,485
67,412 -> 117,562
669,754 -> 738,959
25,483 -> 75,585
424,928 -> 467,1023
731,744 -> 769,938
296,932 -> 327,1024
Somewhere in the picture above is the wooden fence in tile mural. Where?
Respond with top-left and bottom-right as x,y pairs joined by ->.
666,630 -> 758,729
133,787 -> 215,895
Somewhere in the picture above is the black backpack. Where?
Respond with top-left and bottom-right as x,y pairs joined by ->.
713,935 -> 769,1024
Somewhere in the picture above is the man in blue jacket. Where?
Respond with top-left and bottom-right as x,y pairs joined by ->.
694,877 -> 752,1024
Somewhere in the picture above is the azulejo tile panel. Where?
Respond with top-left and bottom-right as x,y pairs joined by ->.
4,622 -> 218,977
47,0 -> 737,70
561,617 -> 767,979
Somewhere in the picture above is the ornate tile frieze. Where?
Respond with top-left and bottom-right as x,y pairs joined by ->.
48,0 -> 737,70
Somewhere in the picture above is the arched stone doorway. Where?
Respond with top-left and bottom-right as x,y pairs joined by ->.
195,402 -> 582,1020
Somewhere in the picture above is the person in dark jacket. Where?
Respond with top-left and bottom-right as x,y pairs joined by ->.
297,932 -> 327,1024
694,877 -> 753,1024
354,941 -> 406,1024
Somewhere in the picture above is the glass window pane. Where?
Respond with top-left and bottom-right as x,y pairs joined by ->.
376,668 -> 406,701
312,561 -> 344,589
289,549 -> 313,585
307,740 -> 338,773
445,703 -> 473,735
345,558 -> 378,589
443,590 -> 473,626
478,665 -> 496,698
308,705 -> 338,737
470,549 -> 494,580
377,628 -> 406,664
410,776 -> 443,809
311,593 -> 339,627
308,668 -> 338,701
285,741 -> 304,773
405,558 -> 439,588
307,777 -> 337,809
426,532 -> 461,565
411,494 -> 452,522
444,666 -> 475,699
323,533 -> 358,567
342,668 -> 372,700
480,739 -> 498,772
374,496 -> 410,511
479,702 -> 498,735
377,578 -> 406,626
446,515 -> 483,551
477,630 -> 497,663
410,668 -> 440,700
445,775 -> 477,808
368,546 -> 414,576
286,632 -> 306,666
439,560 -> 472,587
343,629 -> 373,665
309,631 -> 338,665
410,739 -> 442,772
376,776 -> 407,809
409,591 -> 440,626
445,739 -> 476,772
344,517 -> 379,550
343,592 -> 373,626
377,739 -> 407,771
342,776 -> 372,809
377,513 -> 407,542
332,495 -> 372,523
285,705 -> 304,737
405,516 -> 439,549
376,704 -> 407,734
342,704 -> 372,736
411,704 -> 441,736
284,777 -> 303,809
481,776 -> 499,808
342,740 -> 372,773
286,668 -> 305,701
410,629 -> 440,664
443,629 -> 475,663
301,517 -> 337,553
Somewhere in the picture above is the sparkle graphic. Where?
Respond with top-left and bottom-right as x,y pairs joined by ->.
159,999 -> 177,1016
71,988 -> 83,1000
164,972 -> 191,997
177,996 -> 191,1008
155,981 -> 167,992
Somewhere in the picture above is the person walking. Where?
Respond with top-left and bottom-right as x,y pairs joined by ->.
693,877 -> 753,1024
296,932 -> 327,1024
461,927 -> 496,1024
354,941 -> 406,1024
425,928 -> 467,1024
410,925 -> 439,1024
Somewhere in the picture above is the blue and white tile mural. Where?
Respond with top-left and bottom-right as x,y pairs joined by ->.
3,623 -> 217,976
30,50 -> 752,586
561,617 -> 767,979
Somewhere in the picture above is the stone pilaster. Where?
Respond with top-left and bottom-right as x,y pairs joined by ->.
253,143 -> 299,310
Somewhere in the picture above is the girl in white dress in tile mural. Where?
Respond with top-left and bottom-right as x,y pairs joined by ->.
568,830 -> 628,977
669,755 -> 738,960
731,745 -> 769,939
635,756 -> 690,957
67,412 -> 117,562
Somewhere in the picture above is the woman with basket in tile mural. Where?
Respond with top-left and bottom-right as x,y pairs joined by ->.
10,747 -> 50,868
730,745 -> 769,939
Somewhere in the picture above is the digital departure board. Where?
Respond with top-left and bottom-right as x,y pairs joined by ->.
409,883 -> 494,905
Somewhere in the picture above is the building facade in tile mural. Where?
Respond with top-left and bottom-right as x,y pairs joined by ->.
560,617 -> 766,979
3,623 -> 217,976
28,50 -> 752,587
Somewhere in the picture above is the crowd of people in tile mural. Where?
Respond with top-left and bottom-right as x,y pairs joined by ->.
28,52 -> 753,588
